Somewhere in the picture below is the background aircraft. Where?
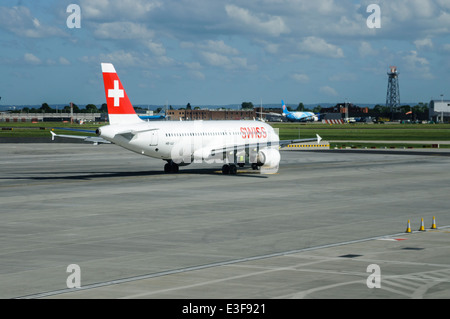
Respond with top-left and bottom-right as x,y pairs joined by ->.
281,101 -> 320,122
138,109 -> 166,121
261,100 -> 321,122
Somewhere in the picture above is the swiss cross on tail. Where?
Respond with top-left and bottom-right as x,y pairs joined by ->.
101,63 -> 142,125
109,80 -> 124,107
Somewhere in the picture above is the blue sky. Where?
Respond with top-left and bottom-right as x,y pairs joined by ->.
1,0 -> 450,107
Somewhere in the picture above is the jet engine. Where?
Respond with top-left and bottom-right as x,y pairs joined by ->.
257,148 -> 280,173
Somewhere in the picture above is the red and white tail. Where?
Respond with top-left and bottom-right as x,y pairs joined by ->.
101,63 -> 143,125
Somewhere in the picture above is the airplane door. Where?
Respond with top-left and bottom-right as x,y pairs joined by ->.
149,131 -> 158,146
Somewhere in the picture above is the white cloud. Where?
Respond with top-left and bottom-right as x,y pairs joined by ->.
58,57 -> 71,65
359,41 -> 377,57
82,50 -> 140,67
24,53 -> 41,65
320,86 -> 339,97
329,73 -> 357,82
298,37 -> 344,58
404,51 -> 429,67
184,40 -> 239,56
201,51 -> 230,67
263,42 -> 280,54
225,4 -> 290,37
403,50 -> 433,79
93,22 -> 155,40
0,6 -> 66,38
145,40 -> 166,56
181,39 -> 254,71
291,73 -> 309,83
81,0 -> 162,20
189,70 -> 206,80
414,38 -> 433,50
184,62 -> 205,80
22,53 -> 71,66
185,62 -> 202,70
199,51 -> 253,70
201,40 -> 240,56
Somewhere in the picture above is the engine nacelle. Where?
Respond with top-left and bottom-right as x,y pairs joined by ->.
257,148 -> 280,173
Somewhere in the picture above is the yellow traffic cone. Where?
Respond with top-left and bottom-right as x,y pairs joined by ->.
431,216 -> 437,230
418,218 -> 425,231
405,220 -> 411,233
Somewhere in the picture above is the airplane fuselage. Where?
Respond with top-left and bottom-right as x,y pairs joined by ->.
285,112 -> 318,122
98,120 -> 279,165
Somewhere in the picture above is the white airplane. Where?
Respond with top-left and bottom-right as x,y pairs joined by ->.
51,63 -> 321,175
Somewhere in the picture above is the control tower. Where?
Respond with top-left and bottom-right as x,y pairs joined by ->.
386,66 -> 400,119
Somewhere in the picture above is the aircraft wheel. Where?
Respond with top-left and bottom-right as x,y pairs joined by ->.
164,161 -> 179,173
229,164 -> 237,175
222,164 -> 230,175
251,163 -> 259,170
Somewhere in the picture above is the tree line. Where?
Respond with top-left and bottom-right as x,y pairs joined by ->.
8,101 -> 430,118
9,103 -> 108,113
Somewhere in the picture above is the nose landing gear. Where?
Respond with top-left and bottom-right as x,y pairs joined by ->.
164,160 -> 179,173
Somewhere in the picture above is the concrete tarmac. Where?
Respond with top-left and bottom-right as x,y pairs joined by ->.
1,143 -> 449,299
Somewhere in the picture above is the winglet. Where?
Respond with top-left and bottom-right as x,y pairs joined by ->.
316,134 -> 322,144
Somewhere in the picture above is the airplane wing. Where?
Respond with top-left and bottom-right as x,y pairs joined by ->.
50,127 -> 159,144
279,134 -> 322,147
200,134 -> 322,158
50,131 -> 111,145
300,115 -> 315,121
256,111 -> 284,117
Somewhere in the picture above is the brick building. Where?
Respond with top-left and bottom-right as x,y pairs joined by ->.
166,109 -> 256,121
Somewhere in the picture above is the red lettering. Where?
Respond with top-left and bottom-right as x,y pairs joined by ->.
240,127 -> 247,139
240,126 -> 267,139
246,127 -> 253,139
261,127 -> 267,139
256,127 -> 261,138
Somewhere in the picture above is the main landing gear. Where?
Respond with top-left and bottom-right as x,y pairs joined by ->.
222,163 -> 259,175
222,164 -> 237,175
164,161 -> 259,175
164,160 -> 179,173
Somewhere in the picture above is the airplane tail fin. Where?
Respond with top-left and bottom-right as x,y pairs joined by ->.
281,100 -> 288,114
101,63 -> 143,125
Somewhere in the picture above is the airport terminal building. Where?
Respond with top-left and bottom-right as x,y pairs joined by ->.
429,100 -> 450,123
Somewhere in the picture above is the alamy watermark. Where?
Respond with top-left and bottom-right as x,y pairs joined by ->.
65,4 -> 380,30
66,4 -> 81,29
66,264 -> 81,288
366,264 -> 381,288
366,4 -> 381,29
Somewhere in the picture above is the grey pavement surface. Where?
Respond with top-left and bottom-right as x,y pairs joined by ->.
1,143 -> 449,299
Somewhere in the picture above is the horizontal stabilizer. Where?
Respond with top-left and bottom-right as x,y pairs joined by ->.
50,131 -> 110,145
